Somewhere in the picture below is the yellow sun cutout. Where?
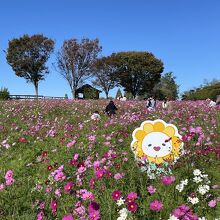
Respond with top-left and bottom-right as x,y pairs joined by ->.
131,119 -> 183,164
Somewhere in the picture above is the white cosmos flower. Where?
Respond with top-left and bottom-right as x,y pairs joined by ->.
193,176 -> 203,183
181,179 -> 188,186
168,215 -> 179,220
193,169 -> 202,176
198,185 -> 210,195
176,184 -> 184,192
117,198 -> 125,206
187,197 -> 199,204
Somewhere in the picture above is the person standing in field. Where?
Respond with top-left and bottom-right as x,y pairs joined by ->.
105,100 -> 118,117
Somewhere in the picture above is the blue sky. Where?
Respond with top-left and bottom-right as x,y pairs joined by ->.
1,0 -> 220,98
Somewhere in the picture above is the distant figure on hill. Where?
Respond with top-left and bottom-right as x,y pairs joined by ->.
105,100 -> 118,117
91,111 -> 101,121
121,96 -> 127,101
162,97 -> 168,108
146,96 -> 156,110
209,99 -> 216,107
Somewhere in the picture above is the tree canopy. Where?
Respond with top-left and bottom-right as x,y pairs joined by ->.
182,80 -> 220,101
6,34 -> 54,96
111,51 -> 164,98
56,38 -> 102,98
92,56 -> 118,99
153,72 -> 179,100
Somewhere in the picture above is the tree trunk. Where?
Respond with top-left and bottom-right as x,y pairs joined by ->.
34,82 -> 39,99
72,88 -> 77,99
105,91 -> 109,99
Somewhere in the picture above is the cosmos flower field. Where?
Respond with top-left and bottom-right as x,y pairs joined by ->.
0,99 -> 220,220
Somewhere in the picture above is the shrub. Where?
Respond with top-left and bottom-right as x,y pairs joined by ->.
0,87 -> 10,100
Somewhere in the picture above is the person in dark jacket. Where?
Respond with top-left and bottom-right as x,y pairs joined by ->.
105,100 -> 118,117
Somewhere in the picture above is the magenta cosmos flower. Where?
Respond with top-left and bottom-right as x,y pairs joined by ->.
89,210 -> 100,220
127,192 -> 138,200
127,201 -> 138,212
62,214 -> 74,220
112,190 -> 121,200
149,200 -> 163,211
147,185 -> 156,194
161,176 -> 175,185
50,200 -> 58,213
64,182 -> 74,193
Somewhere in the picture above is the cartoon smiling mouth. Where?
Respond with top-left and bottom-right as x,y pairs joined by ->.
153,146 -> 161,151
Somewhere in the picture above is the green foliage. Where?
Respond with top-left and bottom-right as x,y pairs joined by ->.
111,51 -> 164,98
64,94 -> 68,99
0,87 -> 10,100
153,72 -> 179,100
6,34 -> 54,96
84,87 -> 98,99
182,80 -> 220,100
92,56 -> 118,99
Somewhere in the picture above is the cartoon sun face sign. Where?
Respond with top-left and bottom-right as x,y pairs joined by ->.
131,120 -> 183,164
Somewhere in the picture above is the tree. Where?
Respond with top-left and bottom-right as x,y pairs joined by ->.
115,88 -> 123,99
56,38 -> 102,98
92,56 -> 118,99
6,34 -> 54,97
153,72 -> 179,100
111,52 -> 163,98
182,81 -> 220,100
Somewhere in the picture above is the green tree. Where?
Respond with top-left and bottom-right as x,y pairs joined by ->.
153,72 -> 179,100
91,56 -> 118,99
182,81 -> 220,100
0,88 -> 10,100
6,34 -> 54,97
111,51 -> 163,98
56,38 -> 102,98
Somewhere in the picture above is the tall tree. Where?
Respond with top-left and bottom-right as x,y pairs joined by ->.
92,56 -> 118,99
56,38 -> 102,98
111,52 -> 163,98
153,72 -> 179,100
115,88 -> 123,99
6,34 -> 54,97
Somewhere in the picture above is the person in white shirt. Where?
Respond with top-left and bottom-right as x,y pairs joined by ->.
91,111 -> 101,121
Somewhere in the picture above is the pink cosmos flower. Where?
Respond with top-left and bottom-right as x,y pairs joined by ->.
5,170 -> 13,180
6,178 -> 15,186
114,173 -> 125,180
127,192 -> 138,200
54,171 -> 66,182
67,140 -> 76,148
149,200 -> 163,211
64,182 -> 74,193
55,188 -> 61,197
81,191 -> 94,201
89,178 -> 96,189
62,214 -> 74,220
112,190 -> 121,200
36,211 -> 44,220
161,176 -> 175,185
50,200 -> 58,213
74,202 -> 86,216
0,183 -> 5,191
88,201 -> 100,212
208,200 -> 217,208
95,169 -> 105,179
89,210 -> 100,220
147,185 -> 156,194
127,202 -> 138,212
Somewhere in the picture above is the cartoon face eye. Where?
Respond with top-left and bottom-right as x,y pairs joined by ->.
162,143 -> 166,146
148,144 -> 152,147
